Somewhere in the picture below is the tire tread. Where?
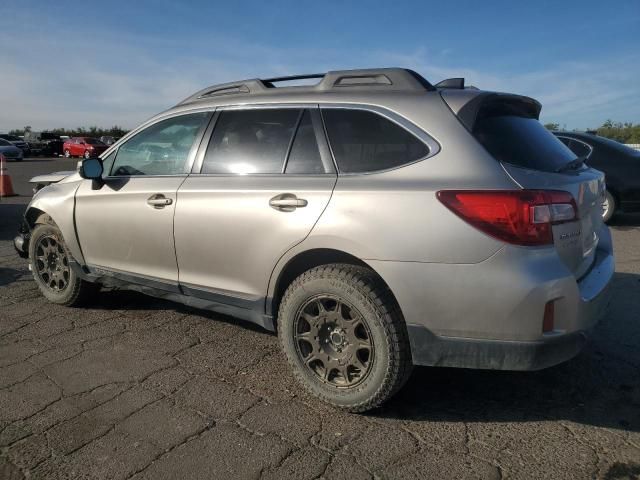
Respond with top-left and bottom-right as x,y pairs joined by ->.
278,263 -> 412,412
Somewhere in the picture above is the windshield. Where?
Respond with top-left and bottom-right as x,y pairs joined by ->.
85,138 -> 105,145
474,115 -> 577,172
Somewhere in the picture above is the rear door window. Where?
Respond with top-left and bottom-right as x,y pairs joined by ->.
284,110 -> 326,174
322,109 -> 429,173
202,109 -> 300,174
474,116 -> 576,172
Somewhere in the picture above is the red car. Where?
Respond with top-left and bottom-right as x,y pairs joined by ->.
63,137 -> 109,159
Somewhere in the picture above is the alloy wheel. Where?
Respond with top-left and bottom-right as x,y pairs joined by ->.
294,295 -> 374,388
34,235 -> 70,292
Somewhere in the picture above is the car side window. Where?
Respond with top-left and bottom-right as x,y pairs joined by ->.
322,109 -> 429,173
202,109 -> 300,174
569,140 -> 591,158
101,151 -> 116,177
285,110 -> 325,174
110,113 -> 208,176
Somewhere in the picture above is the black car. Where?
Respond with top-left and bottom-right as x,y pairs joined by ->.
553,131 -> 640,222
23,131 -> 64,157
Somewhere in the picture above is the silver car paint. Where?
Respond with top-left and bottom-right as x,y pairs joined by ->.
21,73 -> 614,361
75,176 -> 186,283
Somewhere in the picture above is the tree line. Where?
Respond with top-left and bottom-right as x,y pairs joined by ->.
8,120 -> 640,144
544,120 -> 640,144
8,125 -> 129,138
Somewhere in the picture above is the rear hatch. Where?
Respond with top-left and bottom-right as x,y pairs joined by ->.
459,93 -> 605,279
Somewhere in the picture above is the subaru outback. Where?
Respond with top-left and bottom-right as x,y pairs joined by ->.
14,68 -> 614,412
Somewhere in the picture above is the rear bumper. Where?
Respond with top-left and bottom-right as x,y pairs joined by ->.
369,225 -> 615,371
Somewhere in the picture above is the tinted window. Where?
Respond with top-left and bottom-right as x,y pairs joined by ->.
568,139 -> 591,158
285,111 -> 325,174
111,113 -> 208,176
202,109 -> 300,174
474,116 -> 575,172
322,109 -> 428,173
85,138 -> 104,145
0,139 -> 11,146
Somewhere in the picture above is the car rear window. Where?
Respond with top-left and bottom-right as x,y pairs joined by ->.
322,109 -> 429,173
474,115 -> 576,172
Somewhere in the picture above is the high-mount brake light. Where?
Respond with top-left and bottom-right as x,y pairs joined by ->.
436,190 -> 578,246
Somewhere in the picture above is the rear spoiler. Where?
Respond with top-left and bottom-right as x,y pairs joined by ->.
440,90 -> 542,132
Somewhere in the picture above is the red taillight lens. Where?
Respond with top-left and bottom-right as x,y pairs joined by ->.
437,190 -> 578,246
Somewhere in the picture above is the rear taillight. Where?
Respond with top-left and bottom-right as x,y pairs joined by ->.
437,190 -> 578,246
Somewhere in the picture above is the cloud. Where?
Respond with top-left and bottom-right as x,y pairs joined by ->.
0,16 -> 638,132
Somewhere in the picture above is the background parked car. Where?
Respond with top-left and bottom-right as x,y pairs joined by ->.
63,137 -> 109,159
23,131 -> 64,156
0,134 -> 30,155
0,138 -> 24,161
553,131 -> 640,222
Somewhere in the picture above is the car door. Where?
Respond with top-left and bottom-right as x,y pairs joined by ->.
174,106 -> 337,306
75,111 -> 211,287
72,138 -> 83,156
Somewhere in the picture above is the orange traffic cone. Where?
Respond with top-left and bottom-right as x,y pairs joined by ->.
0,153 -> 17,197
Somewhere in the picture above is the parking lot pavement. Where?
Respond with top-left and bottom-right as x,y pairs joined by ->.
1,166 -> 639,480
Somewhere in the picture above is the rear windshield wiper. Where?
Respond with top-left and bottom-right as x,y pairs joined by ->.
556,155 -> 587,173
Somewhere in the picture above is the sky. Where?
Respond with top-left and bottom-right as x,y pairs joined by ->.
0,0 -> 638,132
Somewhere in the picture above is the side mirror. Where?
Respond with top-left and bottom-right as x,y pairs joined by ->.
79,158 -> 104,179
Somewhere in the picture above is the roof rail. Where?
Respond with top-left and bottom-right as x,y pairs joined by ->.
178,68 -> 436,105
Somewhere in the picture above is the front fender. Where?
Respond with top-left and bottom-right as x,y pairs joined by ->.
26,180 -> 84,264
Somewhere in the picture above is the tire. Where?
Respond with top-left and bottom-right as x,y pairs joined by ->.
83,150 -> 91,159
602,190 -> 616,223
64,149 -> 71,158
29,223 -> 98,306
278,264 -> 412,412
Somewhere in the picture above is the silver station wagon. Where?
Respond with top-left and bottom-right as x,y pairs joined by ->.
14,68 -> 614,411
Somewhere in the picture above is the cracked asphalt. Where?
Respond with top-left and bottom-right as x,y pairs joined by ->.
1,158 -> 639,479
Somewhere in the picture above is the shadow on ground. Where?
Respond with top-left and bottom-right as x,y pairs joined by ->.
59,270 -> 640,434
0,267 -> 25,287
0,203 -> 26,241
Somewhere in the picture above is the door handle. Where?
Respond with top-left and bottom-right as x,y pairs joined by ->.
269,193 -> 308,212
147,194 -> 173,208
